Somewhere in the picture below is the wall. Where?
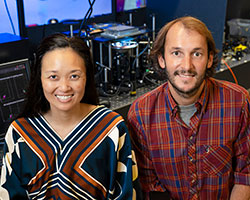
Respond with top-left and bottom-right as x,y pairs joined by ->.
146,0 -> 228,52
226,0 -> 250,20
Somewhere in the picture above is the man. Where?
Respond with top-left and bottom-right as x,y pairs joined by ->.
127,16 -> 250,199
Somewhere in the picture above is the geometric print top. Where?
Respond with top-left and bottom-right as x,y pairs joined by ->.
0,106 -> 140,200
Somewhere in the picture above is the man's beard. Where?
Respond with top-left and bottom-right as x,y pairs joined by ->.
165,66 -> 207,99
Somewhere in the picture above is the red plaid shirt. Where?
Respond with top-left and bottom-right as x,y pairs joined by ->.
127,78 -> 250,200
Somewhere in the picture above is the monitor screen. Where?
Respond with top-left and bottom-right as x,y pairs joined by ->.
23,0 -> 112,27
0,58 -> 30,170
116,0 -> 146,12
0,1 -> 19,35
0,58 -> 30,141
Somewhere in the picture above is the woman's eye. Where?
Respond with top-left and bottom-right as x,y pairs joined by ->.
49,75 -> 57,80
71,74 -> 80,79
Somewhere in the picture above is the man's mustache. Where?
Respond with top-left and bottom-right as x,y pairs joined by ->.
174,69 -> 197,76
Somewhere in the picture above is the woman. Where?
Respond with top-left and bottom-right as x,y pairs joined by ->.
0,33 -> 141,200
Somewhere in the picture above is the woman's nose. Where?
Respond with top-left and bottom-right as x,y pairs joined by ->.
59,78 -> 70,91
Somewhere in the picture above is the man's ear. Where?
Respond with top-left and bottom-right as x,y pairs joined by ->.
158,55 -> 166,69
207,52 -> 213,69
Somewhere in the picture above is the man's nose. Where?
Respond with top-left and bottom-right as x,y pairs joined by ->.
182,55 -> 193,70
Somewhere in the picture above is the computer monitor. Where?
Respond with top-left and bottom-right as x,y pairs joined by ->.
23,0 -> 113,27
0,59 -> 30,170
0,58 -> 30,142
0,1 -> 19,35
116,0 -> 146,12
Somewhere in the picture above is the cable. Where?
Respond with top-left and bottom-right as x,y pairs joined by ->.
78,0 -> 96,37
98,40 -> 151,97
122,41 -> 151,77
78,0 -> 94,36
4,0 -> 16,35
131,42 -> 151,72
221,58 -> 238,85
142,71 -> 161,86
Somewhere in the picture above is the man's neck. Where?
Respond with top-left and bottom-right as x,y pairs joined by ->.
168,81 -> 205,106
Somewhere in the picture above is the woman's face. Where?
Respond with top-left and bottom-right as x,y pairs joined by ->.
41,47 -> 86,114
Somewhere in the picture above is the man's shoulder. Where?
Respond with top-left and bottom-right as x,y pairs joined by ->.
128,82 -> 168,119
210,78 -> 250,102
210,78 -> 249,98
132,82 -> 167,106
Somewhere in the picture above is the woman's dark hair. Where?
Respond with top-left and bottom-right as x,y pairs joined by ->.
20,33 -> 99,118
150,16 -> 219,79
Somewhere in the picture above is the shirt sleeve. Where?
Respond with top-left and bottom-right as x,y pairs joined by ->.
114,120 -> 143,200
0,125 -> 29,200
127,102 -> 165,199
233,95 -> 250,185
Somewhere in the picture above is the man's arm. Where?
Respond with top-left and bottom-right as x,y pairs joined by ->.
231,95 -> 250,200
230,184 -> 250,200
127,103 -> 165,199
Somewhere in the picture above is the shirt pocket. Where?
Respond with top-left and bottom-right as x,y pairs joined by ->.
201,144 -> 232,176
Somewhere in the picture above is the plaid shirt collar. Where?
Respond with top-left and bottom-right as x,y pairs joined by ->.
165,79 -> 210,118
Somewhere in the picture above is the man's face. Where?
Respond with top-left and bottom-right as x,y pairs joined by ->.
158,22 -> 213,104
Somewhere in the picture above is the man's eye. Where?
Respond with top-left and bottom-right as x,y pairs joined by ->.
172,51 -> 180,56
194,52 -> 201,57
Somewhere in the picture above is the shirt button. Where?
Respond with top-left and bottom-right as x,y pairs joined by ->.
190,136 -> 193,140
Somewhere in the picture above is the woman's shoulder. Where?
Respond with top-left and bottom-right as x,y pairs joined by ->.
94,105 -> 120,116
94,105 -> 125,123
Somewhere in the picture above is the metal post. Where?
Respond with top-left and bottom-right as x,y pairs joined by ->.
136,45 -> 139,68
108,42 -> 112,81
152,14 -> 156,41
16,0 -> 27,37
99,43 -> 107,82
70,25 -> 74,37
129,13 -> 133,26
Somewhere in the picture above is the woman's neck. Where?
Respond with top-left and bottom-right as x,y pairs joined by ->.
43,103 -> 97,140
